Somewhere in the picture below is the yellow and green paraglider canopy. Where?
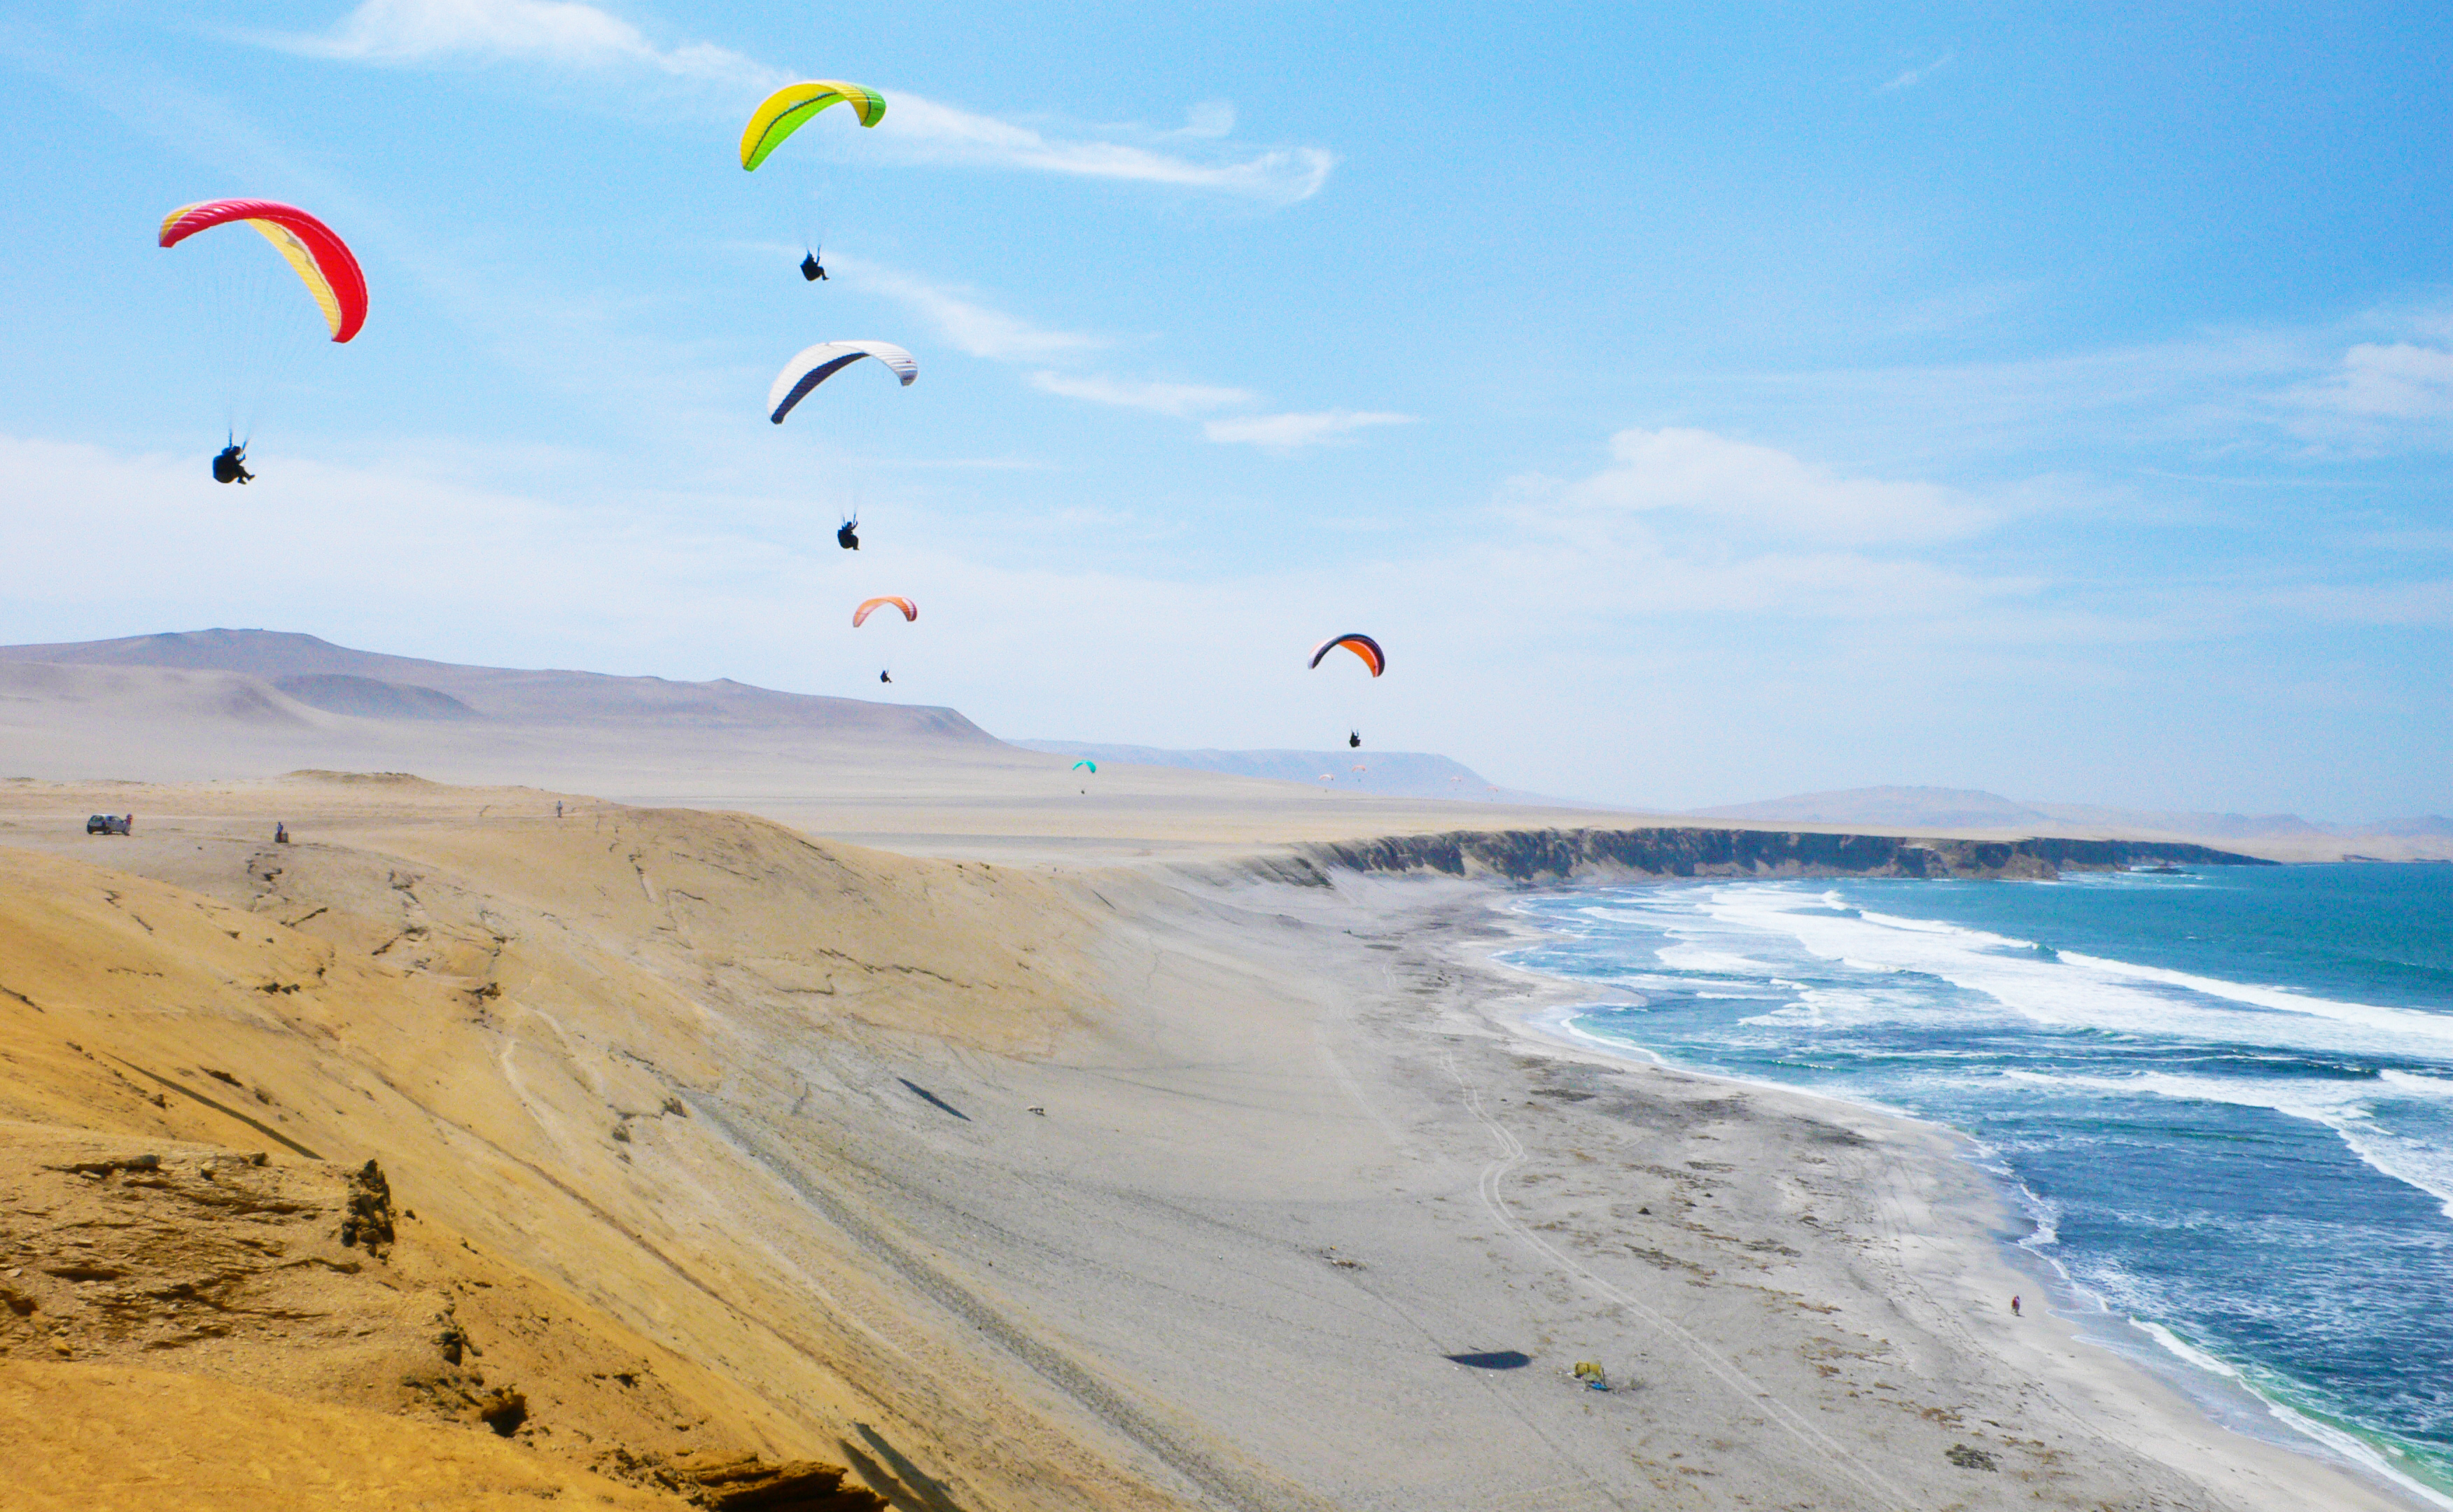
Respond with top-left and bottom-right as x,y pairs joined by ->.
742,80 -> 887,170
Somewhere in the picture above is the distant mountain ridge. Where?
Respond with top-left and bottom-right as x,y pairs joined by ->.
1012,741 -> 1560,804
0,629 -> 991,741
1693,785 -> 2451,847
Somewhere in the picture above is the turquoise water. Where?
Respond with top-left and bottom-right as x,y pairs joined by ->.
1504,864 -> 2453,1502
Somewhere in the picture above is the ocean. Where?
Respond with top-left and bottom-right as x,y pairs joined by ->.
1503,862 -> 2453,1505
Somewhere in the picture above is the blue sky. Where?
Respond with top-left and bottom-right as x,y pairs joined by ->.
1,1 -> 2447,817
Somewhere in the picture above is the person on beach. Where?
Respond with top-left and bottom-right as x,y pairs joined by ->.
554,802 -> 564,819
212,442 -> 253,484
801,251 -> 827,281
274,822 -> 288,844
2011,1295 -> 2022,1316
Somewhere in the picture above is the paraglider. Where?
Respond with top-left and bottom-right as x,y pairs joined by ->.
837,517 -> 860,550
160,200 -> 368,343
852,596 -> 916,627
1310,634 -> 1383,751
770,342 -> 918,424
1308,634 -> 1385,677
854,595 -> 916,686
160,199 -> 366,475
741,81 -> 888,171
1072,760 -> 1096,774
742,81 -> 886,281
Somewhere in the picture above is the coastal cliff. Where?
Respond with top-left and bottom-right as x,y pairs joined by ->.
1287,826 -> 2270,883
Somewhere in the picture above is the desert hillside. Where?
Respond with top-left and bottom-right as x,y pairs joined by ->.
0,777 -> 1183,1511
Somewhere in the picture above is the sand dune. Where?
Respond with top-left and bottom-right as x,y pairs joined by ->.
0,772 -> 2419,1511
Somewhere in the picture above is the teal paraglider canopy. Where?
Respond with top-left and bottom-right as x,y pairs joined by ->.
1072,759 -> 1096,773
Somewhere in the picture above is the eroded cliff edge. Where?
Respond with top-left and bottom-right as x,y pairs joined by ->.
1283,827 -> 2269,883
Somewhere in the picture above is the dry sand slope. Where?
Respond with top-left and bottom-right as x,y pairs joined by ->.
0,776 -> 2415,1511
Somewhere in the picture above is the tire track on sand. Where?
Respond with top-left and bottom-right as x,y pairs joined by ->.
1444,1053 -> 1909,1511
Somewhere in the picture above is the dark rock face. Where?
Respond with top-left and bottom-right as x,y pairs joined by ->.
339,1159 -> 395,1253
1301,827 -> 2270,883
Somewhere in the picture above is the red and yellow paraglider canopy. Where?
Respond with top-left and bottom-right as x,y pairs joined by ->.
160,200 -> 368,343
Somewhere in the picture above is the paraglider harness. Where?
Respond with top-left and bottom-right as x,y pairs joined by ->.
837,516 -> 860,550
212,440 -> 253,485
802,251 -> 828,282
879,669 -> 892,684
1348,731 -> 1362,749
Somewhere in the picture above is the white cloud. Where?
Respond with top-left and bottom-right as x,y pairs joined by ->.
1028,372 -> 1254,417
832,261 -> 1103,363
1877,52 -> 1954,92
1180,100 -> 1237,139
878,93 -> 1333,204
269,0 -> 771,85
1553,427 -> 1993,544
266,1 -> 1332,202
837,262 -> 1404,447
2306,343 -> 2453,421
1202,410 -> 1416,451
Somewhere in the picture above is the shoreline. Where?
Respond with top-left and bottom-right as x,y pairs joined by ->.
1462,874 -> 2447,1512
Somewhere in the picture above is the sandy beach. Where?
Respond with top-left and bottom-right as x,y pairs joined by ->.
0,757 -> 2426,1512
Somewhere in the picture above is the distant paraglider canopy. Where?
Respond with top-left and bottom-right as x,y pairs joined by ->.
160,199 -> 368,342
853,596 -> 917,628
1308,633 -> 1385,677
1072,760 -> 1096,773
741,80 -> 888,170
770,341 -> 918,424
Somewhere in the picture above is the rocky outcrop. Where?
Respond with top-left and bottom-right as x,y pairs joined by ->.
1299,827 -> 2270,883
664,1454 -> 888,1511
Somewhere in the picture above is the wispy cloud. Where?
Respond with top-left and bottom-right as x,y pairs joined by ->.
1028,372 -> 1254,417
261,0 -> 1334,202
1202,410 -> 1416,451
848,260 -> 1407,450
264,0 -> 771,85
1556,426 -> 1995,545
1178,100 -> 1236,139
881,94 -> 1333,204
1877,51 -> 1955,93
2297,342 -> 2453,422
833,260 -> 1104,363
